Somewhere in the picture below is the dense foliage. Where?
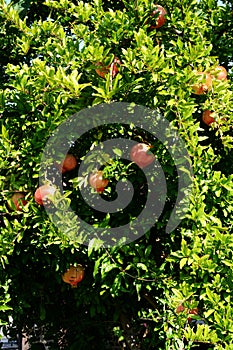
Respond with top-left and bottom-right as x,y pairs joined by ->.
0,0 -> 232,349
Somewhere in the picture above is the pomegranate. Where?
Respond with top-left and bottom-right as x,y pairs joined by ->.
150,5 -> 167,29
89,170 -> 109,193
62,265 -> 85,287
34,184 -> 56,206
56,154 -> 77,174
192,72 -> 212,95
95,56 -> 121,79
211,66 -> 227,81
202,110 -> 216,125
176,304 -> 185,314
130,143 -> 155,168
10,192 -> 28,211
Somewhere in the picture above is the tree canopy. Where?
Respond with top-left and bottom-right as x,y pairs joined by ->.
0,0 -> 232,349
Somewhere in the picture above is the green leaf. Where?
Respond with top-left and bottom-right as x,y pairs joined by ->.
113,148 -> 122,157
136,263 -> 148,271
0,305 -> 12,311
180,257 -> 188,269
204,309 -> 215,318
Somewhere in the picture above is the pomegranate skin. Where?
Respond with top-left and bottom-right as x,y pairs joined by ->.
150,5 -> 167,29
62,265 -> 85,288
89,171 -> 109,192
34,184 -> 56,206
130,143 -> 155,168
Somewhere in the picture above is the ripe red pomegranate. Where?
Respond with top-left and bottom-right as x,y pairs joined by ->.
192,72 -> 212,95
10,192 -> 28,211
56,154 -> 77,174
62,265 -> 85,288
95,56 -> 121,79
187,308 -> 199,323
150,5 -> 167,29
34,184 -> 56,206
202,110 -> 216,125
211,66 -> 227,81
130,143 -> 155,168
89,171 -> 109,193
176,303 -> 199,322
176,304 -> 185,314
